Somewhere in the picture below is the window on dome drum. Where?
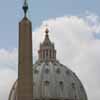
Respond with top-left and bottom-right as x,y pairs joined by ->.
80,85 -> 83,90
59,81 -> 64,90
66,70 -> 70,75
43,50 -> 45,59
46,50 -> 48,58
46,62 -> 49,65
53,51 -> 54,58
44,80 -> 50,86
56,68 -> 60,74
50,50 -> 51,58
45,68 -> 49,74
54,62 -> 57,65
72,83 -> 75,89
34,69 -> 39,74
59,81 -> 63,85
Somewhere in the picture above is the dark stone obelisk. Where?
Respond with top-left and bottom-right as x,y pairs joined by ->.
17,0 -> 33,100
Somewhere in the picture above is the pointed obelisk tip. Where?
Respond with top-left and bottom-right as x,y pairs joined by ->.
23,0 -> 28,17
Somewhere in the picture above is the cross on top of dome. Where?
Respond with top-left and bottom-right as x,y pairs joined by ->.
43,26 -> 52,45
45,25 -> 49,34
38,26 -> 57,62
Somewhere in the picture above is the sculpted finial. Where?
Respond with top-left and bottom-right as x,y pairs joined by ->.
23,0 -> 28,17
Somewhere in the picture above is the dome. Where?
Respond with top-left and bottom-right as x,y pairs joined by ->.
9,61 -> 87,100
33,61 -> 87,100
9,28 -> 88,100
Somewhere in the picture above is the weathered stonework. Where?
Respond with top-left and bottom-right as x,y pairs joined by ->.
17,16 -> 33,100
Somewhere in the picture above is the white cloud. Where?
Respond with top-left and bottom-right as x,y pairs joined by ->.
0,13 -> 100,100
33,14 -> 100,100
0,48 -> 18,70
0,69 -> 17,100
0,49 -> 17,100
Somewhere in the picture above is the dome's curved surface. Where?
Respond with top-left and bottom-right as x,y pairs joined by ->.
9,61 -> 87,100
9,28 -> 88,100
33,61 -> 87,100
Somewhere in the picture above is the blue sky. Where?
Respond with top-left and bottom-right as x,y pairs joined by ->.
0,0 -> 100,100
0,0 -> 100,49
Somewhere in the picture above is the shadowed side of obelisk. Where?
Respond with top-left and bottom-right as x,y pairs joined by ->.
17,0 -> 33,100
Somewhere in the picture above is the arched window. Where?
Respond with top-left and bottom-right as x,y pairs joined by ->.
46,49 -> 48,59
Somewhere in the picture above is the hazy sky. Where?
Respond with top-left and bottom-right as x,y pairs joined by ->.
0,0 -> 100,48
0,0 -> 100,100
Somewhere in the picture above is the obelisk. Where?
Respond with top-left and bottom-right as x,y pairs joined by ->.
17,0 -> 33,100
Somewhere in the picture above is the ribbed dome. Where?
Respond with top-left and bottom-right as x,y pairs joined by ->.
9,28 -> 88,100
32,61 -> 87,100
9,61 -> 87,100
